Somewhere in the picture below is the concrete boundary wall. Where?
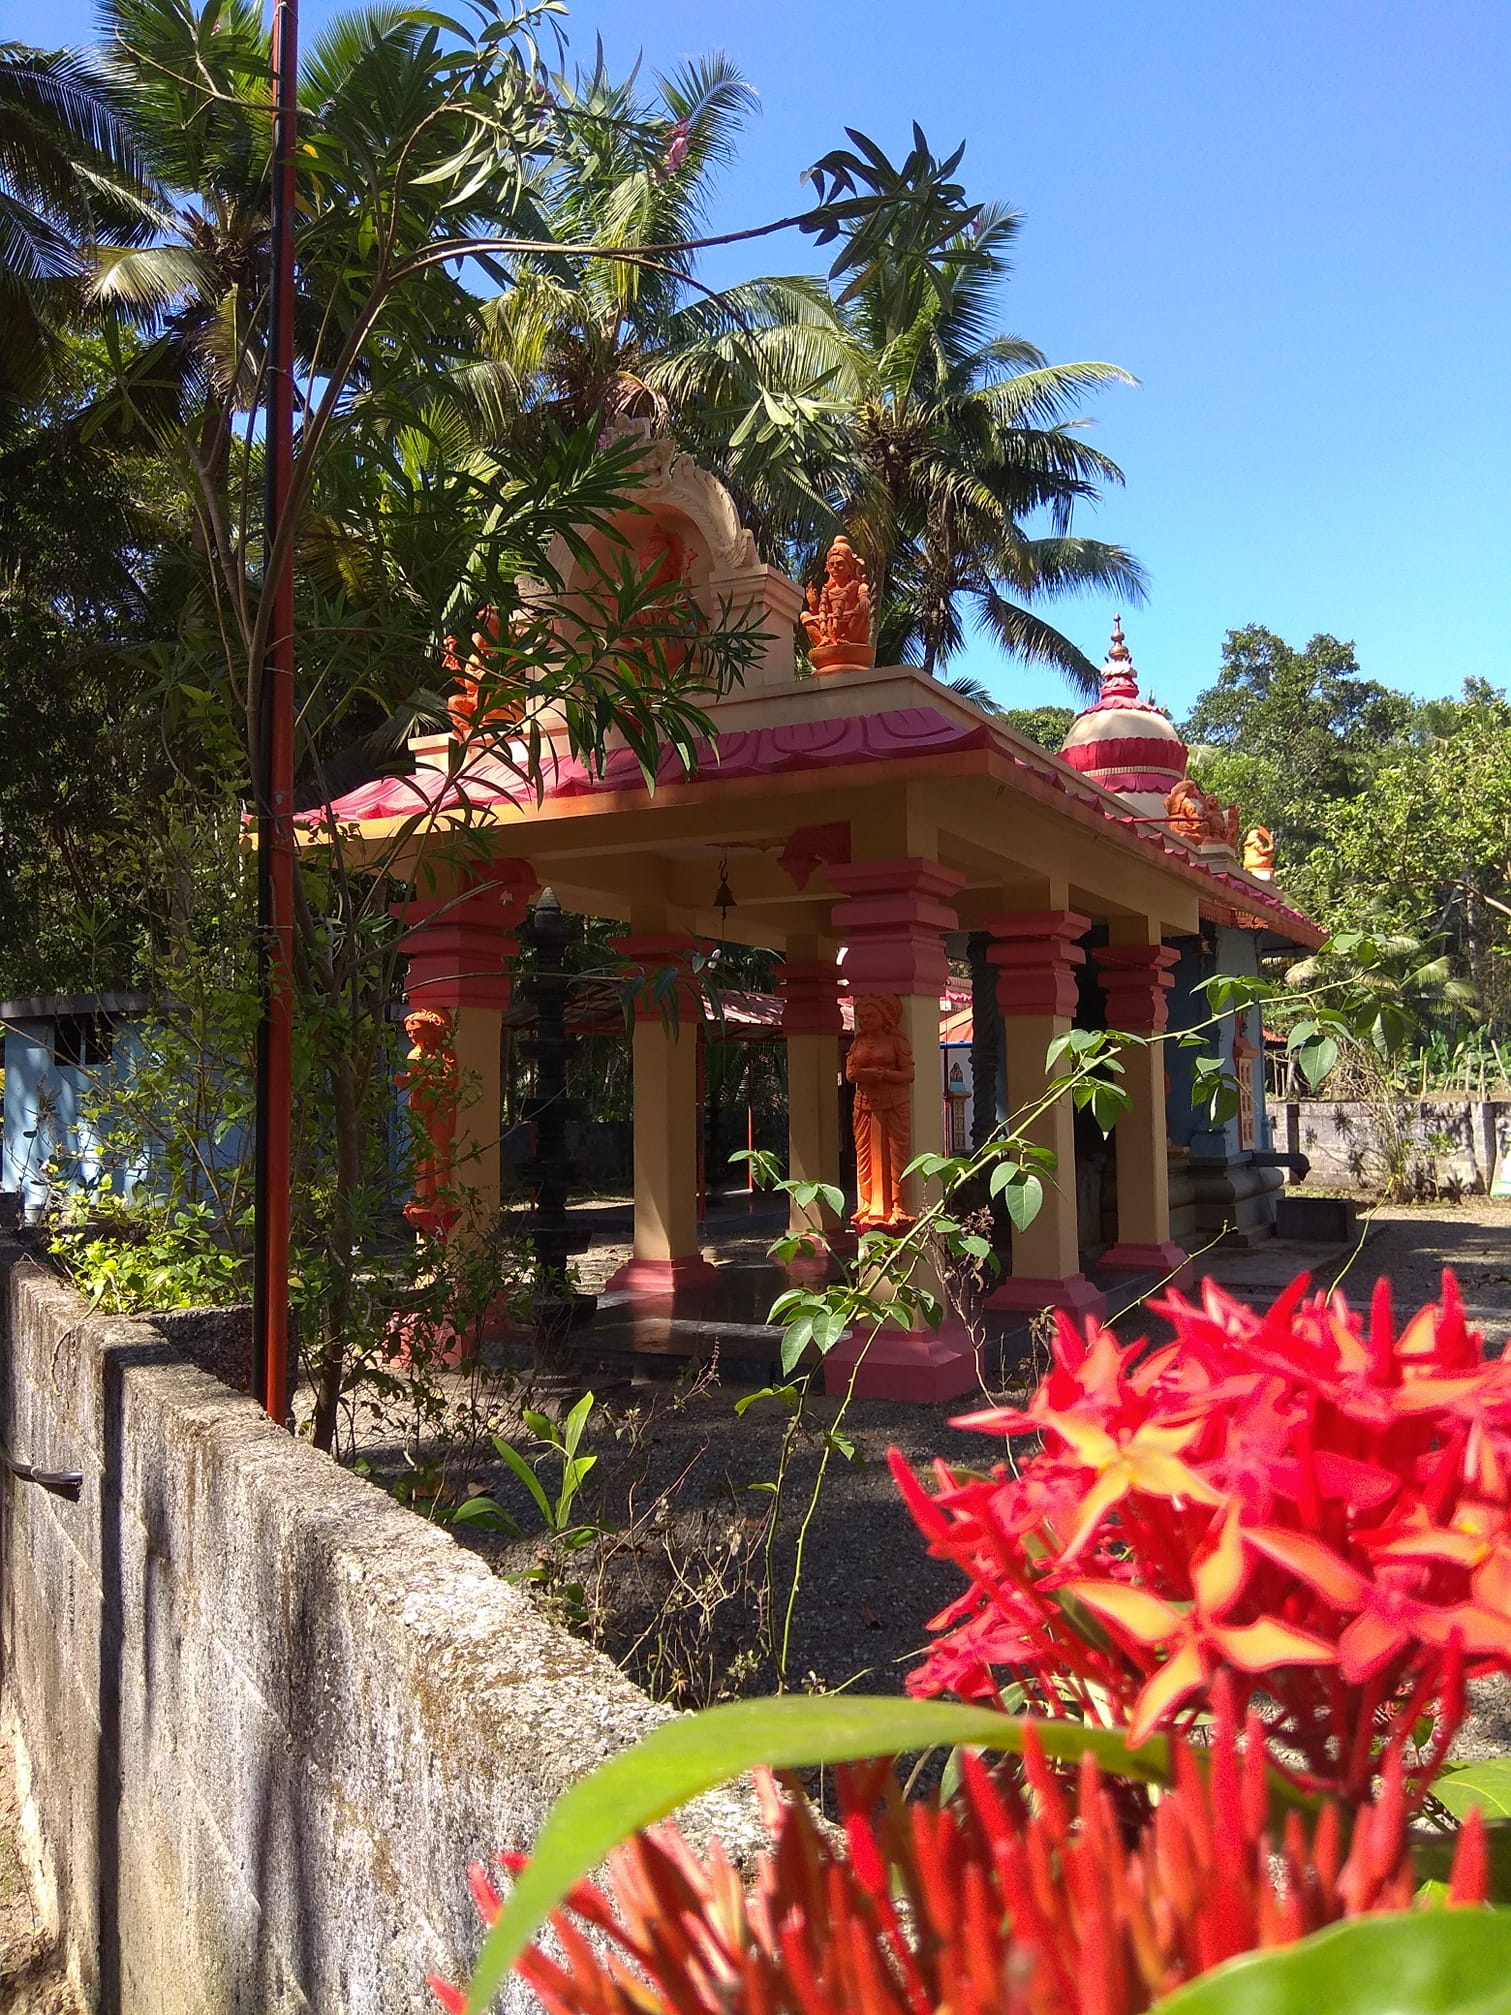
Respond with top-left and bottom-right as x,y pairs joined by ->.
0,1244 -> 763,2013
1285,1099 -> 1511,1195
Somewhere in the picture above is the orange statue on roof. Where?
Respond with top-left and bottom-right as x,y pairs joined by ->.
802,535 -> 875,674
445,607 -> 520,740
1242,825 -> 1276,878
847,993 -> 914,1230
1165,778 -> 1238,850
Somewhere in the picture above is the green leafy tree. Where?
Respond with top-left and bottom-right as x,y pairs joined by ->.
480,102 -> 1147,691
999,701 -> 1076,748
1293,683 -> 1511,1038
23,0 -> 985,1449
0,340 -> 192,993
476,48 -> 766,438
1182,626 -> 1414,862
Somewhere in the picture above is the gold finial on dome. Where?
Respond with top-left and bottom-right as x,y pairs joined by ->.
1099,614 -> 1140,702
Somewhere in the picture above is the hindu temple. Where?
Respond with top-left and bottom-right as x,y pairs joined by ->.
314,438 -> 1321,1399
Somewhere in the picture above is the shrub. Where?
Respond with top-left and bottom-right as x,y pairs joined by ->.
430,1681 -> 1487,2015
894,1271 -> 1511,1804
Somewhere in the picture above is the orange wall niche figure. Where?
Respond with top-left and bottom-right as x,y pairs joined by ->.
401,1007 -> 460,1236
847,993 -> 915,1230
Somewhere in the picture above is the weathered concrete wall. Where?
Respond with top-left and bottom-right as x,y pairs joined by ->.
0,1244 -> 762,2013
1288,1099 -> 1511,1195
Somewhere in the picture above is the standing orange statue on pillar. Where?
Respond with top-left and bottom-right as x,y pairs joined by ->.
847,994 -> 914,1230
401,1007 -> 460,1236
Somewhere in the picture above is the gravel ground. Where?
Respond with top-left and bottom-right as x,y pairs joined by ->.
354,1194 -> 1511,1710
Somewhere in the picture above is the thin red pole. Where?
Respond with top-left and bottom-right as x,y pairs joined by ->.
252,0 -> 298,1423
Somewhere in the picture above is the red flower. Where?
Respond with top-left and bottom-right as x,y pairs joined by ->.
434,1681 -> 1487,2015
661,118 -> 690,176
897,1272 -> 1511,1803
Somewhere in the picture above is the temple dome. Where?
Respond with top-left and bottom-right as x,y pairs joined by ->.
1059,618 -> 1188,819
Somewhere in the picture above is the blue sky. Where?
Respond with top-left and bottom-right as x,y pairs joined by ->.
9,0 -> 1508,720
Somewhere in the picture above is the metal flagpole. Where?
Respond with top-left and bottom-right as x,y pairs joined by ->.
252,0 -> 299,1423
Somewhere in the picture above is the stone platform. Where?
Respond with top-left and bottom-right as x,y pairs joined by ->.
540,1194 -> 1192,1393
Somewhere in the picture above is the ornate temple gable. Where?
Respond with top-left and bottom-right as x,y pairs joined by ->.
521,427 -> 802,694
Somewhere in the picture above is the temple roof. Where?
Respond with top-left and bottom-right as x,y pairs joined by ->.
306,436 -> 1317,950
313,691 -> 1321,948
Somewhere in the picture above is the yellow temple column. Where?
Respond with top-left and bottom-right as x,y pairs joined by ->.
1093,925 -> 1187,1277
985,910 -> 1106,1321
776,946 -> 844,1258
817,859 -> 978,1399
604,933 -> 717,1297
392,860 -> 536,1237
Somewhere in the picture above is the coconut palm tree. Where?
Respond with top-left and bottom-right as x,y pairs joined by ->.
475,49 -> 761,434
0,39 -> 151,412
649,204 -> 1146,691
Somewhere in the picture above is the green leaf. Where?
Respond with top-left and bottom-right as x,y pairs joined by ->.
1434,1760 -> 1511,1821
491,1437 -> 553,1526
1150,1909 -> 1511,2015
780,1314 -> 814,1375
1299,1036 -> 1340,1090
449,1494 -> 520,1536
561,1391 -> 595,1460
734,1383 -> 802,1417
1002,1171 -> 1043,1232
463,1698 -> 1170,2013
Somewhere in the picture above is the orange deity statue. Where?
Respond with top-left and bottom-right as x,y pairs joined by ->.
400,1007 -> 460,1236
1242,825 -> 1276,878
847,994 -> 914,1230
629,521 -> 692,680
1165,779 -> 1237,850
801,535 -> 875,674
445,606 -> 520,740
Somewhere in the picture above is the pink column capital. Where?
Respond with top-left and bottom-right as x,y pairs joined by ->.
1092,942 -> 1181,1035
391,860 -> 537,1009
985,909 -> 1091,1019
611,933 -> 708,1023
828,858 -> 964,997
777,960 -> 845,1037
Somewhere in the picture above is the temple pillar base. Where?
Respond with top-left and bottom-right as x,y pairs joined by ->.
1097,1240 -> 1189,1277
603,1253 -> 719,1298
985,1274 -> 1106,1321
820,1317 -> 980,1401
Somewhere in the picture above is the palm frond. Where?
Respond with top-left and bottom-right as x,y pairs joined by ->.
974,591 -> 1103,693
997,534 -> 1149,607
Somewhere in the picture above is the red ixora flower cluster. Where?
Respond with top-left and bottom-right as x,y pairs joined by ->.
894,1271 -> 1511,1802
431,1686 -> 1487,2015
